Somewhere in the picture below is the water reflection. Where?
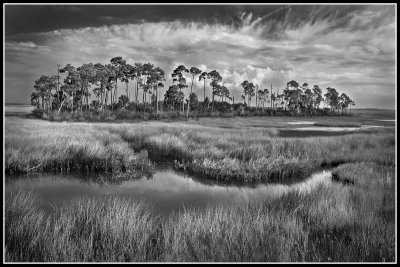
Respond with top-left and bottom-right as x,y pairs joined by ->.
5,168 -> 332,217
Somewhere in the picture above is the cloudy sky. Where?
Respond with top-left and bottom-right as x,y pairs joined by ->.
4,4 -> 396,109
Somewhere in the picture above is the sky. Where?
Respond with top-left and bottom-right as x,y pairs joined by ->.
4,4 -> 396,109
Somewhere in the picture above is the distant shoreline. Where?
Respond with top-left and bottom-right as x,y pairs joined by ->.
5,103 -> 31,106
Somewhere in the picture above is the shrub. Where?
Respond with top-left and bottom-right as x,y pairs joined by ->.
31,107 -> 44,118
115,109 -> 132,120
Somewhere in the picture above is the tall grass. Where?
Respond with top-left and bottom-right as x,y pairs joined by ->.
5,193 -> 161,262
332,162 -> 395,225
5,118 -> 154,178
5,117 -> 395,183
6,161 -> 395,262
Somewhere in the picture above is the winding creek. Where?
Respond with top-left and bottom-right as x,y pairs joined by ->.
5,165 -> 332,218
5,119 -> 392,218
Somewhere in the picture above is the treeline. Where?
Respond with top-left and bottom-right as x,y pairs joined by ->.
30,56 -> 355,120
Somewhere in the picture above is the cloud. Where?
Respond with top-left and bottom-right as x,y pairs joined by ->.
5,5 -> 396,108
6,41 -> 51,52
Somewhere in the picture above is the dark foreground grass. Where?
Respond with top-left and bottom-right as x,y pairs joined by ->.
5,161 -> 395,262
5,117 -> 395,183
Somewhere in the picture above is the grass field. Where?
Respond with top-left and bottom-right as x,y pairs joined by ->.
5,115 -> 395,182
4,111 -> 396,262
5,162 -> 395,261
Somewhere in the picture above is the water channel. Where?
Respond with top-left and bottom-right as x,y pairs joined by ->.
5,164 -> 332,218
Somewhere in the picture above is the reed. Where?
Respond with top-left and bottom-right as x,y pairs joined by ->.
5,193 -> 162,262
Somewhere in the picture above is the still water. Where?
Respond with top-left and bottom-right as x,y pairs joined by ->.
5,167 -> 331,217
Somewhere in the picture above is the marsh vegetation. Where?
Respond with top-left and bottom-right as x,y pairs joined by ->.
4,109 -> 396,262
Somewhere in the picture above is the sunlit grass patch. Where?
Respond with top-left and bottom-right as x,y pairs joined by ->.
331,162 -> 395,187
5,119 -> 153,177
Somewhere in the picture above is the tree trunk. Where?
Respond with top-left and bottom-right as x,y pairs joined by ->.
114,79 -> 118,105
135,80 -> 139,104
80,97 -> 83,116
156,88 -> 159,114
182,91 -> 184,113
186,98 -> 189,117
57,65 -> 61,110
188,77 -> 195,118
110,88 -> 113,110
48,88 -> 52,112
203,80 -> 206,101
101,88 -> 104,112
255,88 -> 257,109
58,98 -> 66,114
187,95 -> 191,117
72,91 -> 74,115
126,82 -> 129,103
211,86 -> 214,111
159,87 -> 162,113
105,90 -> 108,109
86,86 -> 89,111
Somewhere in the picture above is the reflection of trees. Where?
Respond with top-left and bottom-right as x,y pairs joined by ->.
87,166 -> 155,185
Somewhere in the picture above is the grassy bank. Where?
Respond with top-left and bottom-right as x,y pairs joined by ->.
5,117 -> 395,183
5,118 -> 154,178
5,160 -> 395,262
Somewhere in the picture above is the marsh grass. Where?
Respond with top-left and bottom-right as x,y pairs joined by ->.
331,162 -> 396,225
5,193 -> 162,262
6,164 -> 395,262
5,118 -> 153,177
5,117 -> 395,183
332,162 -> 395,187
4,114 -> 395,262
